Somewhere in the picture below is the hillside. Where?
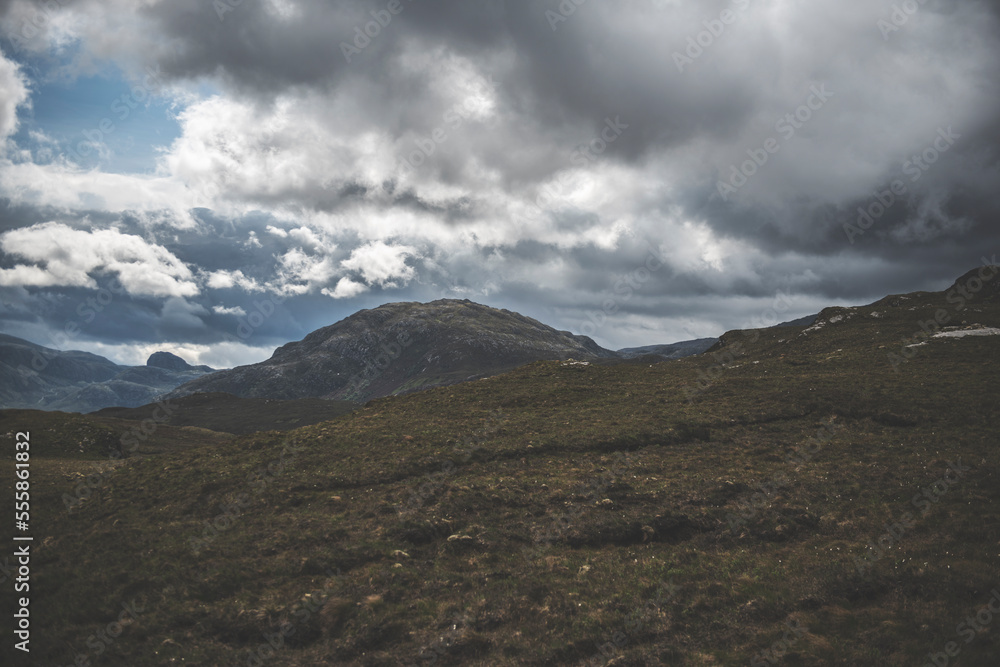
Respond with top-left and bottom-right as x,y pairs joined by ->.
616,337 -> 718,360
3,266 -> 999,665
0,407 -> 231,460
96,392 -> 358,435
168,299 -> 618,402
0,335 -> 216,413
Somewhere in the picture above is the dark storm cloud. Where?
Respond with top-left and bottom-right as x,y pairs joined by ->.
2,0 -> 1000,359
155,0 -> 997,261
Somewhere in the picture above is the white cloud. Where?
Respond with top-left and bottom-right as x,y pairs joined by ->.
0,0 -> 998,362
264,0 -> 302,21
0,222 -> 198,297
341,241 -> 417,288
265,240 -> 418,297
212,305 -> 247,317
0,0 -> 95,57
0,160 -> 200,228
66,339 -> 274,369
288,226 -> 324,251
323,277 -> 368,300
0,264 -> 62,287
272,247 -> 339,295
204,269 -> 262,292
0,47 -> 29,143
161,93 -> 399,211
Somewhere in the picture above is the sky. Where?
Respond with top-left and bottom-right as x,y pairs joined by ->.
0,0 -> 998,369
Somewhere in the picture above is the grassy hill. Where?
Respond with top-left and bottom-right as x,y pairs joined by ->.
167,299 -> 617,403
95,392 -> 359,435
0,408 -> 231,460
2,267 -> 999,665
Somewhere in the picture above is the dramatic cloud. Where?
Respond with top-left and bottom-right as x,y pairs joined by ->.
204,269 -> 261,292
0,0 -> 998,366
340,241 -> 417,290
0,222 -> 198,297
323,277 -> 367,300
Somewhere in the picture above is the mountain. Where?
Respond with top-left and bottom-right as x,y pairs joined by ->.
168,298 -> 618,402
146,350 -> 213,373
616,317 -> 819,361
19,266 -> 1000,665
616,337 -> 718,360
776,313 -> 819,327
0,334 -> 215,413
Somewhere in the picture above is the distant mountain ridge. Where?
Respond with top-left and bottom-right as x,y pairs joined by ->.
0,334 -> 215,413
147,351 -> 213,373
1,300 -> 820,412
168,299 -> 620,402
616,338 -> 718,360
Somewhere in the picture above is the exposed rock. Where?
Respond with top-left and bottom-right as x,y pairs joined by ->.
168,299 -> 618,402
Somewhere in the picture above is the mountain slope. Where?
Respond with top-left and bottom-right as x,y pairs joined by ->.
147,350 -> 213,373
95,392 -> 358,435
169,298 -> 618,402
0,335 -> 215,412
12,266 -> 1000,666
616,337 -> 718,360
615,316 -> 820,361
